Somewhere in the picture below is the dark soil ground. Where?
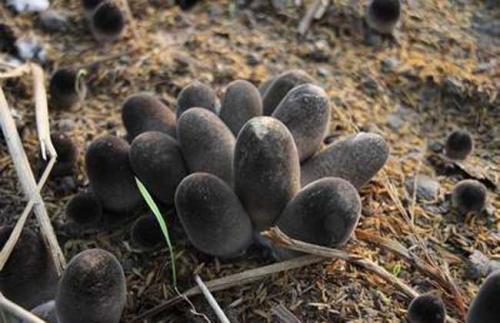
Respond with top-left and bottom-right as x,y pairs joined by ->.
0,0 -> 499,322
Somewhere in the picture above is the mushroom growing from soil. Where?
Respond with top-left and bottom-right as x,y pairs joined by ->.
444,129 -> 474,160
66,190 -> 103,225
41,132 -> 79,178
176,80 -> 220,119
261,69 -> 315,115
466,270 -> 500,323
49,68 -> 86,110
407,293 -> 446,323
175,173 -> 253,258
0,226 -> 58,309
451,179 -> 487,215
234,116 -> 300,231
85,135 -> 143,215
121,93 -> 177,142
130,213 -> 164,251
56,249 -> 126,323
89,1 -> 125,43
219,80 -> 263,136
272,83 -> 330,162
129,131 -> 187,205
300,132 -> 390,189
365,0 -> 401,35
274,177 -> 361,259
177,108 -> 235,185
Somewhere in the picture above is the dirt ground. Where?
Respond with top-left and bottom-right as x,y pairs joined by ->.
0,0 -> 499,322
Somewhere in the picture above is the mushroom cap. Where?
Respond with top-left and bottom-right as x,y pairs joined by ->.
130,213 -> 164,250
121,93 -> 177,141
85,135 -> 143,214
47,132 -> 79,177
0,226 -> 58,309
234,116 -> 300,231
451,179 -> 487,214
220,80 -> 263,136
176,81 -> 220,119
261,69 -> 315,115
56,249 -> 126,323
407,293 -> 446,323
445,130 -> 474,160
272,83 -> 330,162
66,190 -> 103,225
91,1 -> 125,42
366,0 -> 401,34
177,108 -> 235,185
301,132 -> 389,189
466,270 -> 500,323
175,173 -> 253,257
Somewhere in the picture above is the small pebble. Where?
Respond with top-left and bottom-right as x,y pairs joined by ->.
405,175 -> 440,201
38,10 -> 69,32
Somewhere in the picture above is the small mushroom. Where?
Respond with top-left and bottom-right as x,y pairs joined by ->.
444,130 -> 474,160
301,132 -> 389,189
451,179 -> 487,215
365,0 -> 401,35
121,93 -> 177,142
129,131 -> 187,205
42,132 -> 79,178
66,190 -> 103,226
49,68 -> 86,110
407,293 -> 446,323
219,80 -> 263,136
55,249 -> 126,323
466,270 -> 500,323
261,69 -> 315,115
234,117 -> 300,231
272,83 -> 330,162
177,108 -> 235,185
276,177 -> 361,250
0,226 -> 58,309
176,80 -> 220,119
175,173 -> 253,258
89,1 -> 125,43
85,135 -> 143,215
130,213 -> 164,251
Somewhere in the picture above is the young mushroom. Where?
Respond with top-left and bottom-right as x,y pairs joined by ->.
130,213 -> 164,251
451,179 -> 487,215
219,80 -> 263,136
407,293 -> 446,323
55,249 -> 126,323
89,1 -> 125,43
49,68 -> 86,110
177,108 -> 235,185
365,0 -> 401,35
176,80 -> 220,119
466,270 -> 500,323
41,132 -> 79,178
272,83 -> 330,162
444,130 -> 474,160
234,117 -> 300,231
85,135 -> 143,215
66,190 -> 103,226
175,173 -> 253,258
261,69 -> 315,115
301,132 -> 390,189
129,131 -> 187,205
0,226 -> 58,309
121,93 -> 177,142
275,177 -> 361,259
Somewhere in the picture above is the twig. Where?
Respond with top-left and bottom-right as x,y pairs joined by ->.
265,227 -> 419,299
0,83 -> 65,275
194,275 -> 230,323
0,64 -> 30,79
133,255 -> 325,321
272,304 -> 302,323
0,292 -> 46,323
298,0 -> 329,36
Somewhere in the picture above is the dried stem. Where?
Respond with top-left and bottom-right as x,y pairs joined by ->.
194,275 -> 230,323
0,292 -> 46,323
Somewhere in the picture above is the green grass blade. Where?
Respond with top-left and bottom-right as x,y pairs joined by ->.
135,177 -> 177,286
